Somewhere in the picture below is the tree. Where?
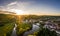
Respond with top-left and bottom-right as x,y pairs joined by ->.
37,28 -> 57,36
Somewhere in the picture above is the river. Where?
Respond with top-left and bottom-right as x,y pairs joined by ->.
11,23 -> 40,36
23,23 -> 40,36
11,24 -> 17,36
11,23 -> 60,36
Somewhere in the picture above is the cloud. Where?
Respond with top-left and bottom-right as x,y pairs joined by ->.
7,1 -> 17,6
5,1 -> 35,10
0,1 -> 34,12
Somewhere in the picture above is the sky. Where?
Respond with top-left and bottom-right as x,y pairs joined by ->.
0,0 -> 60,15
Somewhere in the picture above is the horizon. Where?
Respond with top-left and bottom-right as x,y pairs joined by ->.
0,10 -> 60,16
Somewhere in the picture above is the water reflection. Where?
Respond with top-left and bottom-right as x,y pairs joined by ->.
23,23 -> 40,36
11,24 -> 17,36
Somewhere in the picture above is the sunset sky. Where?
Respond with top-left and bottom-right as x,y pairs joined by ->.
0,0 -> 60,15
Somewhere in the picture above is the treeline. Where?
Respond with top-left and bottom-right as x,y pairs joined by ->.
21,15 -> 60,22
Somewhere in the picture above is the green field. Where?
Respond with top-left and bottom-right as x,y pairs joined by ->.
0,23 -> 14,36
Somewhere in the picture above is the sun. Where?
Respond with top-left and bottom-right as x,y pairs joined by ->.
15,9 -> 24,15
11,9 -> 24,15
